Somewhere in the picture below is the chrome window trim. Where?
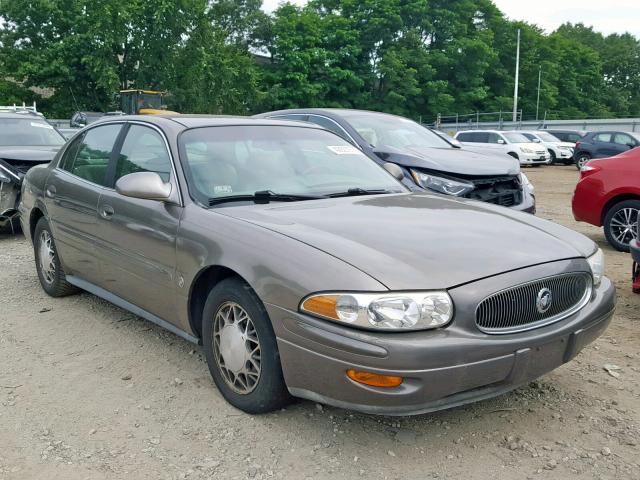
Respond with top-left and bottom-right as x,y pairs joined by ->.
474,272 -> 593,335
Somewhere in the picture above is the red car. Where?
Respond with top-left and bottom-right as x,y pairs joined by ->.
572,148 -> 640,252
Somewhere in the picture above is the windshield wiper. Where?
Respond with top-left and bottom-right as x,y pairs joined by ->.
327,188 -> 394,198
208,190 -> 325,206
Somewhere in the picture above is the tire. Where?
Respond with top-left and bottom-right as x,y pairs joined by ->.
575,152 -> 591,170
548,150 -> 556,164
33,217 -> 79,297
603,199 -> 640,252
202,277 -> 291,414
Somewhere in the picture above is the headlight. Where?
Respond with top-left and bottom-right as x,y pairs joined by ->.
521,147 -> 534,154
587,248 -> 604,287
410,170 -> 474,196
300,291 -> 454,331
519,172 -> 534,195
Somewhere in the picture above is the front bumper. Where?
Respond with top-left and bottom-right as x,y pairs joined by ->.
270,261 -> 615,415
519,151 -> 550,165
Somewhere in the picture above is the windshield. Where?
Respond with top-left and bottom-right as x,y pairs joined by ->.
0,118 -> 66,147
502,132 -> 531,144
179,125 -> 404,204
343,113 -> 452,149
536,132 -> 561,142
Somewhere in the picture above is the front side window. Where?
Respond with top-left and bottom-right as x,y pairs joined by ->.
0,118 -> 65,147
613,133 -> 634,146
63,124 -> 121,186
488,133 -> 503,143
114,125 -> 172,184
179,125 -> 404,204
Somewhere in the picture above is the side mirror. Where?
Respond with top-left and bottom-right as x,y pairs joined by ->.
115,172 -> 171,201
383,162 -> 404,181
532,138 -> 541,143
497,139 -> 506,145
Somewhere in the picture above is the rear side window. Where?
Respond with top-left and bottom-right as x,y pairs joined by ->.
456,132 -> 471,141
594,133 -> 612,143
114,125 -> 172,184
63,124 -> 122,186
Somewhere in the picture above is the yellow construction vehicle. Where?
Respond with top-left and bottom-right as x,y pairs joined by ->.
119,89 -> 179,115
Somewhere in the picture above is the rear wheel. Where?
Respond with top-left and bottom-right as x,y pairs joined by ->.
603,200 -> 640,252
575,152 -> 591,169
202,277 -> 291,414
33,217 -> 79,297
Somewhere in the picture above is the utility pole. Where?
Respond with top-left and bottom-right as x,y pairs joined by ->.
536,65 -> 542,121
512,28 -> 520,123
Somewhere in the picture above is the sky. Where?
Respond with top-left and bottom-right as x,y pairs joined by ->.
261,0 -> 640,38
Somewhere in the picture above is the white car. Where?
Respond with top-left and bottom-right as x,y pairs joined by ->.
454,130 -> 550,166
519,130 -> 575,165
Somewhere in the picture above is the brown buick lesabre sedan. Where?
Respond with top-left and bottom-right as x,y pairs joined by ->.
19,116 -> 615,415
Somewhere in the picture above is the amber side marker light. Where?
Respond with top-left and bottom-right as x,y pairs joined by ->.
347,369 -> 403,388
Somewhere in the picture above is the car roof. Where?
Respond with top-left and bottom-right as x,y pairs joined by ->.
0,112 -> 48,120
257,108 -> 413,121
94,114 -> 327,130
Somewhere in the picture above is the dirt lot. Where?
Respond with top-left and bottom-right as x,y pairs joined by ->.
0,165 -> 638,480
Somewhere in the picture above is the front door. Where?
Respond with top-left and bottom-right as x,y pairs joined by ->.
96,123 -> 182,321
44,124 -> 124,283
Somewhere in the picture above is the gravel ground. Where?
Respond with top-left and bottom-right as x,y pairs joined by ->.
0,165 -> 638,480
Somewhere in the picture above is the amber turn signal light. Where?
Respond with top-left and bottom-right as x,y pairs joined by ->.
346,369 -> 403,388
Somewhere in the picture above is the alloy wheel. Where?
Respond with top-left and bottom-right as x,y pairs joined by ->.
38,230 -> 56,284
212,301 -> 261,394
610,207 -> 639,246
577,155 -> 590,169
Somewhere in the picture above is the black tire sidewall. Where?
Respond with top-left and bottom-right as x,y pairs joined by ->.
575,153 -> 590,169
33,218 -> 72,296
604,200 -> 640,252
202,277 -> 290,414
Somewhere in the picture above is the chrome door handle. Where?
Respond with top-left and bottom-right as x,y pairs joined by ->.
45,185 -> 56,198
101,205 -> 115,219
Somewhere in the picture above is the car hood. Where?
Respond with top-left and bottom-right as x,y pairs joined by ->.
375,145 -> 520,176
0,146 -> 60,162
218,193 -> 596,290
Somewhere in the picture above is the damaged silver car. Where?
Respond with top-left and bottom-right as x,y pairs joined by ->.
0,111 -> 66,232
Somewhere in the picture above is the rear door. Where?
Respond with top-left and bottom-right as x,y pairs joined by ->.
592,132 -> 615,157
96,123 -> 182,321
44,123 -> 124,283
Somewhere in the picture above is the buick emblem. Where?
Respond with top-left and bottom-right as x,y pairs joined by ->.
536,288 -> 553,313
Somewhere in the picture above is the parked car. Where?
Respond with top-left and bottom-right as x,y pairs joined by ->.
255,109 -> 535,212
20,115 -> 614,415
454,130 -> 550,166
0,112 -> 66,232
572,148 -> 640,251
542,129 -> 586,144
573,131 -> 640,169
518,130 -> 575,165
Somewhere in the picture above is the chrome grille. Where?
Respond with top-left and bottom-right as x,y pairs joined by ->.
476,273 -> 592,334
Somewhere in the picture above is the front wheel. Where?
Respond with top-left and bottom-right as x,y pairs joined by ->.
548,150 -> 556,164
575,153 -> 591,169
202,277 -> 291,414
33,217 -> 79,297
603,200 -> 640,252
